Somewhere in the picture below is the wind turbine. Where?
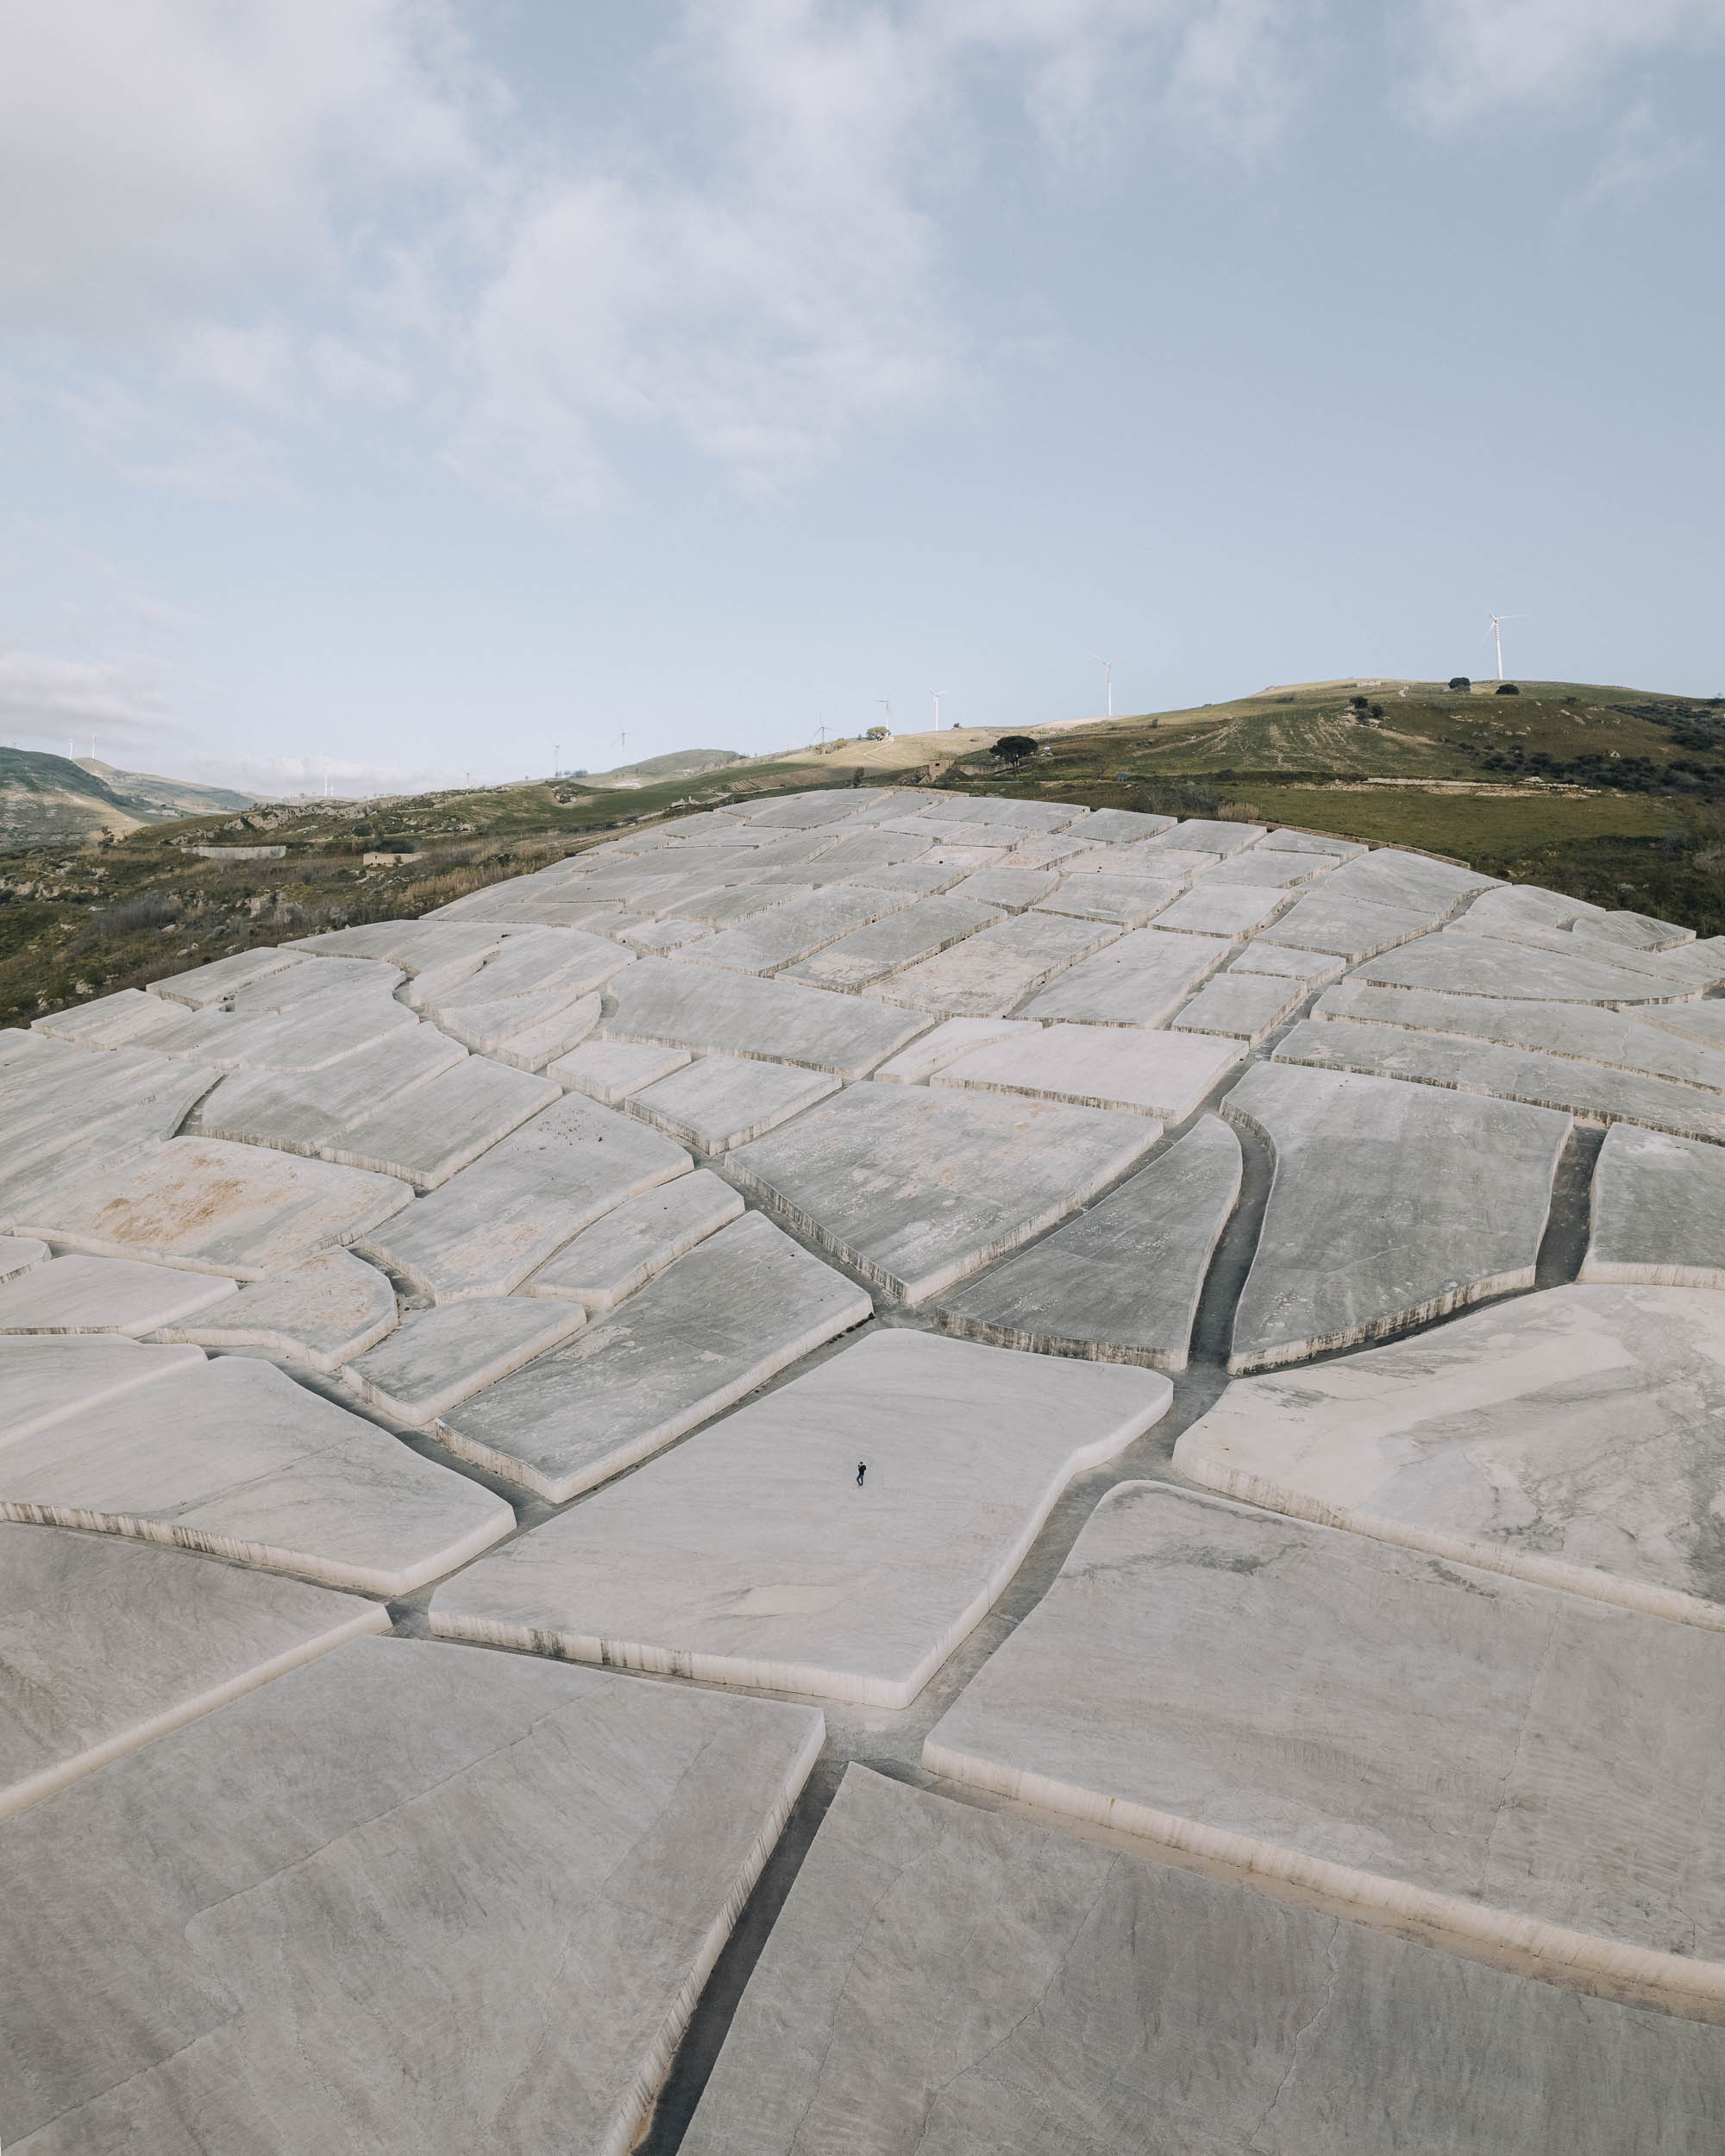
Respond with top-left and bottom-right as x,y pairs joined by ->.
1485,611 -> 1521,682
874,699 -> 893,734
928,687 -> 946,729
1088,651 -> 1113,718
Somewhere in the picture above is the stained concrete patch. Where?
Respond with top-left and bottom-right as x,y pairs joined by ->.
20,1137 -> 412,1279
727,1082 -> 1161,1304
867,909 -> 1118,1018
0,1525 -> 385,1821
679,887 -> 914,975
148,1247 -> 398,1370
0,1234 -> 47,1281
1018,926 -> 1233,1026
938,1114 -> 1241,1369
1223,1059 -> 1568,1372
0,1637 -> 822,2156
1172,970 -> 1306,1043
549,1037 -> 693,1102
1580,1125 -> 1725,1288
324,1057 -> 560,1188
1174,1282 -> 1725,1629
0,1337 -> 207,1445
925,1482 -> 1725,2016
360,1091 -> 691,1300
1357,930 -> 1700,1006
687,1766 -> 1725,2156
626,1055 -> 839,1153
198,1023 -> 468,1151
870,1016 -> 1038,1083
436,1211 -> 870,1501
935,1022 -> 1243,1119
781,895 -> 1002,989
0,1255 -> 236,1336
345,1296 -> 586,1424
432,1330 -> 1168,1707
607,956 -> 931,1077
524,1168 -> 743,1309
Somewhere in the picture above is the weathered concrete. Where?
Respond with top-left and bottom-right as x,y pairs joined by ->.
944,865 -> 1062,912
1226,940 -> 1348,984
621,917 -> 712,953
326,1057 -> 561,1189
1174,1282 -> 1725,1630
727,1082 -> 1161,1304
549,1037 -> 693,1102
1018,926 -> 1233,1026
607,956 -> 931,1077
1459,918 -> 1725,992
290,919 -> 505,976
681,887 -> 915,976
845,848 -> 1007,893
935,1022 -> 1243,1119
925,1482 -> 1725,2017
432,1331 -> 1168,1708
0,1254 -> 236,1336
149,1247 -> 398,1369
1146,818 -> 1264,854
1639,999 -> 1725,1050
1275,1015 -> 1725,1144
627,1055 -> 840,1153
0,1525 -> 385,1821
423,924 -> 631,1006
914,795 -> 1085,835
361,1091 -> 691,1300
525,1168 -> 743,1308
871,910 -> 1120,1017
1571,907 -> 1694,951
1033,873 -> 1182,926
432,986 -> 601,1069
781,895 -> 1003,989
436,1211 -> 870,1501
21,1137 -> 412,1279
1357,929 -> 1701,1006
685,1765 -> 1725,2156
0,1336 -> 206,1445
345,1295 -> 586,1423
745,786 -> 899,826
0,1039 -> 218,1166
1152,880 -> 1292,938
1258,826 -> 1368,856
1070,806 -> 1176,843
0,1637 -> 823,2156
1205,847 -> 1345,887
1225,1058 -> 1569,1371
0,1233 -> 47,1280
144,946 -> 304,1007
1580,1124 -> 1725,1288
198,1022 -> 468,1150
938,1113 -> 1240,1368
1325,849 -> 1493,914
1171,969 -> 1306,1042
34,986 -> 202,1050
870,1016 -> 1036,1083
229,955 -> 403,1014
0,1354 -> 513,1593
1263,889 -> 1441,961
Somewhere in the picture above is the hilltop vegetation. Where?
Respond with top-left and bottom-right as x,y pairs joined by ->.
0,748 -> 254,849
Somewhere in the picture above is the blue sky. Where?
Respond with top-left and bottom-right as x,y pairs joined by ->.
1,2 -> 1721,795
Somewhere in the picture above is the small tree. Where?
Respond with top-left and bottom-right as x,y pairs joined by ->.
1496,682 -> 1521,696
1448,676 -> 1471,691
865,724 -> 889,741
992,735 -> 1038,762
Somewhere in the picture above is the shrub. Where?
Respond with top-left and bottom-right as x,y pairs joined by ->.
1449,676 -> 1471,691
1496,682 -> 1521,696
91,891 -> 179,934
991,735 -> 1038,762
865,725 -> 889,741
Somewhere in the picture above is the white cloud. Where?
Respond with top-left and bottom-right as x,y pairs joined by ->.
1404,0 -> 1725,126
0,648 -> 182,751
1565,97 -> 1705,217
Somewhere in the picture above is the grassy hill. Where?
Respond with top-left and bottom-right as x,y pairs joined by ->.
0,749 -> 256,849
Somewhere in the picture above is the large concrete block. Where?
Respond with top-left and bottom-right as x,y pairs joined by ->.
678,887 -> 914,975
626,1054 -> 839,1153
780,894 -> 1002,990
1357,929 -> 1701,1006
1458,918 -> 1725,992
144,945 -> 304,1007
436,1211 -> 870,1501
524,1168 -> 743,1308
851,848 -> 1007,893
548,1037 -> 693,1102
1171,969 -> 1306,1043
1205,846 -> 1346,887
0,1254 -> 236,1336
925,1482 -> 1725,2016
935,1022 -> 1243,1119
344,1295 -> 586,1424
727,1082 -> 1161,1304
1324,848 -> 1493,914
938,1113 -> 1241,1369
148,1247 -> 398,1370
324,1057 -> 560,1188
1580,1124 -> 1725,1287
1017,926 -> 1233,1026
0,1233 -> 47,1281
0,1336 -> 206,1445
1145,817 -> 1264,854
432,1330 -> 1168,1707
19,1137 -> 412,1279
1226,939 -> 1347,984
1258,825 -> 1368,856
198,1023 -> 468,1151
361,1091 -> 691,1300
0,1526 -> 384,1821
1152,880 -> 1294,938
0,1354 -> 513,1595
607,956 -> 931,1077
944,865 -> 1062,911
424,924 -> 630,1006
1223,1059 -> 1568,1371
1174,1282 -> 1725,1630
430,987 -> 600,1069
870,910 -> 1117,1017
869,1015 -> 1037,1083
685,1765 -> 1725,2156
1263,890 -> 1440,961
0,1637 -> 822,2156
1034,873 -> 1182,926
1070,806 -> 1176,843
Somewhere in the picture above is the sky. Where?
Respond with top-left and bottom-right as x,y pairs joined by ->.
0,2 -> 1721,798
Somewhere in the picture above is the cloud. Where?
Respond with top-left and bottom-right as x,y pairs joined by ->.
1403,0 -> 1725,126
1565,97 -> 1705,217
0,648 -> 183,750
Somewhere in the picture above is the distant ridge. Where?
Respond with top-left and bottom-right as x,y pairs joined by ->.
1,749 -> 254,849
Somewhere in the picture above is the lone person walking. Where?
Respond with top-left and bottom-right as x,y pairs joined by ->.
856,1461 -> 867,1487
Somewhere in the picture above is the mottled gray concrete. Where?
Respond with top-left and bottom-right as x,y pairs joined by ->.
685,1765 -> 1725,2156
727,1082 -> 1160,1304
1152,880 -> 1292,938
0,1233 -> 47,1280
925,1483 -> 1725,2014
608,956 -> 931,1077
1225,1058 -> 1569,1371
433,1331 -> 1167,1707
1460,918 -> 1725,992
1070,806 -> 1176,843
0,1254 -> 236,1336
0,1336 -> 206,1445
431,986 -> 601,1069
628,1055 -> 840,1153
938,1114 -> 1241,1369
1581,1124 -> 1725,1288
869,1016 -> 1035,1083
1206,847 -> 1344,887
549,1037 -> 693,1102
1034,873 -> 1182,926
361,1091 -> 691,1300
1639,999 -> 1725,1050
198,1022 -> 468,1150
843,849 -> 1002,894
935,1021 -> 1242,1119
0,1354 -> 513,1593
1145,818 -> 1264,854
1226,939 -> 1347,984
423,924 -> 631,1006
681,887 -> 914,975
1258,826 -> 1368,856
1261,889 -> 1440,961
149,1247 -> 398,1370
326,1056 -> 560,1189
436,1211 -> 869,1501
0,1638 -> 823,2156
872,910 -> 1120,1018
1325,849 -> 1492,914
781,895 -> 1002,989
144,945 -> 304,1007
345,1295 -> 586,1423
1171,968 -> 1306,1042
944,865 -> 1062,912
1358,929 -> 1700,1006
0,1525 -> 385,1820
525,1168 -> 743,1308
1019,926 -> 1233,1026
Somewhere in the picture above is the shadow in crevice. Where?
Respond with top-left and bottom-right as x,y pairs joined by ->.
1186,1111 -> 1274,1372
1534,1121 -> 1604,1290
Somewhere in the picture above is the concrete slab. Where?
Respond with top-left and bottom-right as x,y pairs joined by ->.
431,987 -> 600,1070
1171,969 -> 1307,1042
1580,1125 -> 1725,1288
1226,939 -> 1348,985
1000,831 -> 1092,868
1145,818 -> 1265,855
289,920 -> 506,974
0,1233 -> 47,1281
1203,847 -> 1345,887
870,1015 -> 1038,1083
0,1636 -> 822,2156
1018,926 -> 1233,1026
1034,873 -> 1182,926
1224,1058 -> 1568,1371
0,1526 -> 385,1821
325,1058 -> 560,1188
851,849 -> 1007,893
361,1091 -> 691,1300
435,1211 -> 869,1501
33,986 -> 198,1049
0,1039 -> 217,1163
607,956 -> 931,1077
1152,880 -> 1293,938
345,1296 -> 585,1424
1571,906 -> 1693,952
674,881 -> 816,926
20,1137 -> 412,1279
1264,889 -> 1441,960
1070,806 -> 1176,843
1057,843 -> 1199,881
1465,883 -> 1602,935
679,887 -> 913,975
744,786 -> 897,826
1258,826 -> 1369,857
1357,929 -> 1701,1006
618,916 -> 710,952
685,1764 -> 1725,2156
797,829 -> 932,874
1275,1016 -> 1725,1144
0,1337 -> 207,1445
149,1247 -> 398,1370
1323,849 -> 1493,914
1488,919 -> 1725,993
226,955 -> 403,1015
549,1037 -> 693,1102
925,1482 -> 1725,2018
627,1055 -> 839,1153
525,1168 -> 743,1308
1176,1281 -> 1725,1630
938,1114 -> 1241,1369
780,894 -> 1002,990
0,1254 -> 235,1336
944,866 -> 1061,911
432,1331 -> 1169,1708
727,1082 -> 1161,1304
1639,999 -> 1725,1051
426,924 -> 631,1006
195,984 -> 423,1073
144,946 -> 304,1007
935,1022 -> 1241,1119
872,911 -> 1120,1017
198,1022 -> 468,1150
917,796 -> 1084,834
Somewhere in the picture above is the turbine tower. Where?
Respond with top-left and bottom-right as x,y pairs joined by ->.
1485,611 -> 1521,682
928,687 -> 946,729
1089,651 -> 1113,718
874,699 -> 893,734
